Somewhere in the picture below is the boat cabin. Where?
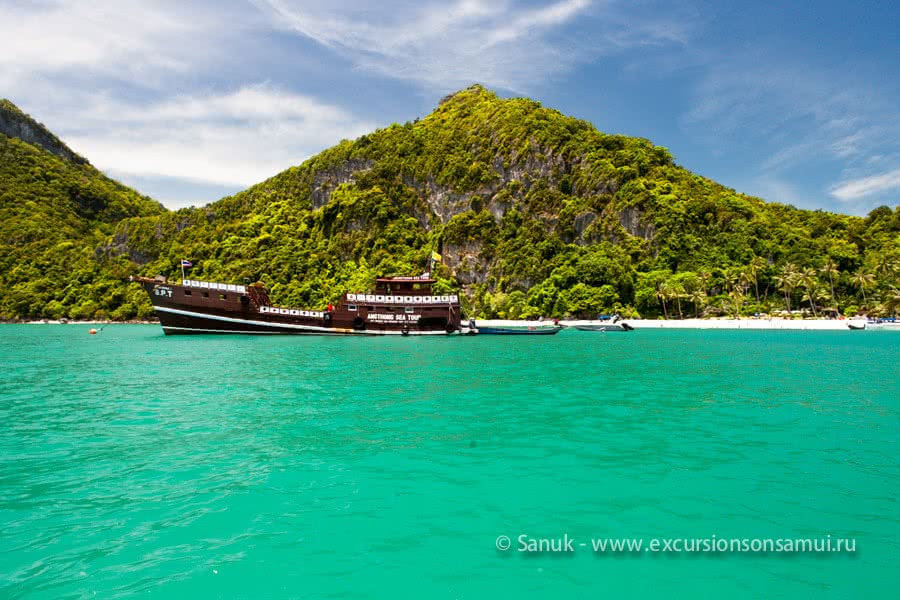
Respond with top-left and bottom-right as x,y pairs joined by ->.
374,276 -> 435,296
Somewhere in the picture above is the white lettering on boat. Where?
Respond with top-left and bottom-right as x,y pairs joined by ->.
367,313 -> 421,322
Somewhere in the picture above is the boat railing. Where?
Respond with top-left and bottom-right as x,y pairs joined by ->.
347,293 -> 458,304
183,279 -> 247,294
259,306 -> 325,318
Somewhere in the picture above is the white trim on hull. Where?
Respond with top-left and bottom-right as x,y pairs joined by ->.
155,306 -> 457,336
163,326 -> 298,335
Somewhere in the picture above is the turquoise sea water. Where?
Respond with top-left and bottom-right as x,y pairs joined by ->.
1,324 -> 898,598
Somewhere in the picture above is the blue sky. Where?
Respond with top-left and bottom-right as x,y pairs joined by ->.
2,0 -> 898,215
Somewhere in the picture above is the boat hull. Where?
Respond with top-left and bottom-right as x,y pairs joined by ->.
475,326 -> 562,335
573,322 -> 633,332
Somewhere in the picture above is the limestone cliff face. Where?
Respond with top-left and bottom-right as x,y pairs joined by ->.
310,158 -> 375,209
442,239 -> 492,285
0,100 -> 88,165
303,140 -> 633,281
301,147 -> 640,290
98,214 -> 197,265
616,205 -> 655,240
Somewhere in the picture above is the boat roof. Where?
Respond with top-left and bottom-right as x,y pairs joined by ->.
376,276 -> 435,283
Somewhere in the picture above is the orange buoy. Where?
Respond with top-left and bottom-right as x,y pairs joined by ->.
89,328 -> 97,335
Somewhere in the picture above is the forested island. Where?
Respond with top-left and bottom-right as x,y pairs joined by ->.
1,86 -> 898,321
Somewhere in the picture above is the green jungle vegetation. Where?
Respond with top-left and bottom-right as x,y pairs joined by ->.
1,87 -> 898,321
0,102 -> 166,320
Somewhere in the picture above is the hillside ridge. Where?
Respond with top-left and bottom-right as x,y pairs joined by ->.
0,99 -> 88,166
107,85 -> 898,320
1,87 -> 898,321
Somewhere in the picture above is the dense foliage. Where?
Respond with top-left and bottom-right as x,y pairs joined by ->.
1,88 -> 898,321
0,119 -> 166,320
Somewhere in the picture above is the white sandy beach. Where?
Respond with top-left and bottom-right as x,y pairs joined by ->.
476,318 -> 871,331
614,318 -> 868,331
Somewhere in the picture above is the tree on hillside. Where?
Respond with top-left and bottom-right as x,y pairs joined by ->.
656,281 -> 671,319
748,255 -> 767,308
852,270 -> 875,310
773,263 -> 798,314
874,255 -> 900,283
798,268 -> 819,317
819,259 -> 839,311
688,288 -> 707,318
879,286 -> 900,316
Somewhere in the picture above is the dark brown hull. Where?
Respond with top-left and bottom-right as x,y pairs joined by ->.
133,278 -> 463,336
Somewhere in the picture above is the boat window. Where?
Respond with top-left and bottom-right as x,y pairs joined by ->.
405,307 -> 414,314
183,290 -> 191,296
219,294 -> 227,300
202,292 -> 209,298
367,306 -> 374,310
347,304 -> 357,311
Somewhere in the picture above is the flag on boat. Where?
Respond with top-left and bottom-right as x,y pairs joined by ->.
431,251 -> 442,263
181,260 -> 193,267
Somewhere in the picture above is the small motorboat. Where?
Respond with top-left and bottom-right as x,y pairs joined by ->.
573,315 -> 633,332
472,320 -> 562,335
573,322 -> 633,332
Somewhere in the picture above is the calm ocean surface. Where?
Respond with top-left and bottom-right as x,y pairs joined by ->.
1,325 -> 898,598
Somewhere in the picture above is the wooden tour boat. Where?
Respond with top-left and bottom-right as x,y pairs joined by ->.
132,270 -> 465,336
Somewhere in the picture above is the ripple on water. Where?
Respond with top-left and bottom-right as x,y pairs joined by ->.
0,326 -> 898,598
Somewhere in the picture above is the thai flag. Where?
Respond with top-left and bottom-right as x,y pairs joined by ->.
181,260 -> 193,267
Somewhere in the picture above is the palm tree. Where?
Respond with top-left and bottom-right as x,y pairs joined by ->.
798,268 -> 819,317
698,270 -> 712,292
773,263 -> 798,314
656,282 -> 670,319
688,289 -> 707,318
875,255 -> 900,283
852,270 -> 875,309
722,270 -> 737,294
881,286 -> 900,316
748,256 -> 767,308
819,260 -> 839,312
801,283 -> 829,319
671,282 -> 686,319
729,287 -> 745,318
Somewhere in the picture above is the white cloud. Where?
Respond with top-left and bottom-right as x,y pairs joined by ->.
830,132 -> 866,159
684,57 -> 894,158
1,0 -> 694,208
484,0 -> 590,47
0,1 -> 375,205
0,0 -> 243,92
257,0 -> 685,92
743,175 -> 819,209
62,85 -> 376,189
682,52 -> 900,212
830,169 -> 900,202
